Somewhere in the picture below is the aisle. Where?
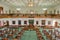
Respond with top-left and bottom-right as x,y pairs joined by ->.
39,28 -> 47,40
21,30 -> 38,40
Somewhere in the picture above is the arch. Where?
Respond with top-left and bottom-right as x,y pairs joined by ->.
55,21 -> 58,27
0,7 -> 3,13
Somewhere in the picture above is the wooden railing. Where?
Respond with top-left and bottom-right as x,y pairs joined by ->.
0,13 -> 60,18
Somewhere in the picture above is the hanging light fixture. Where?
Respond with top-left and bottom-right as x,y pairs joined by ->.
16,8 -> 21,11
22,0 -> 40,7
28,0 -> 33,7
30,11 -> 34,14
28,2 -> 33,7
43,8 -> 47,11
22,0 -> 40,13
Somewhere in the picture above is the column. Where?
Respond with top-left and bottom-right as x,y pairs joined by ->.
39,20 -> 41,26
9,20 -> 12,26
45,20 -> 48,25
34,20 -> 36,26
16,20 -> 18,25
21,20 -> 24,25
27,20 -> 29,25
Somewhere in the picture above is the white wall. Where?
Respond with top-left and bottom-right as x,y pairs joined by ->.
0,18 -> 60,27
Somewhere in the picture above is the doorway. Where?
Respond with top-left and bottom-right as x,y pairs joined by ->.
55,22 -> 58,27
29,20 -> 34,25
29,20 -> 34,28
6,21 -> 9,26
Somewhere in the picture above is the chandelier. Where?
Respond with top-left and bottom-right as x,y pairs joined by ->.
22,0 -> 40,14
22,0 -> 40,7
28,2 -> 33,7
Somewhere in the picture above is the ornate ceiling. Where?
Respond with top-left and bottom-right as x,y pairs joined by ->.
1,0 -> 60,7
0,0 -> 60,13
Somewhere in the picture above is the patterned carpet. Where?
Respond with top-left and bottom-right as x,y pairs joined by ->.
21,30 -> 38,40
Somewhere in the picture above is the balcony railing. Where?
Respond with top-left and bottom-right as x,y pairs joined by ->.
0,13 -> 60,18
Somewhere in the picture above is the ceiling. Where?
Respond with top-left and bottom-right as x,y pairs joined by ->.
1,0 -> 60,7
0,0 -> 60,13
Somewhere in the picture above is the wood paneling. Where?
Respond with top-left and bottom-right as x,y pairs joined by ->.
0,14 -> 60,18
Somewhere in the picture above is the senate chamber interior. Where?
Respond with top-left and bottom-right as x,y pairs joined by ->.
0,0 -> 60,40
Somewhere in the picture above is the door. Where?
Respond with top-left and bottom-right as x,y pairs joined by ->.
29,20 -> 34,27
18,20 -> 21,25
6,21 -> 9,26
55,22 -> 58,27
29,20 -> 34,25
